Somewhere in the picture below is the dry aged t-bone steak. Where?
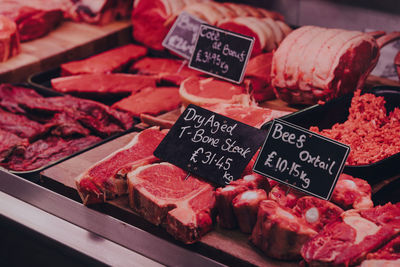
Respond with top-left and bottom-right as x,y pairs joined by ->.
301,203 -> 400,266
0,15 -> 19,62
60,44 -> 148,76
51,74 -> 157,98
127,162 -> 215,244
76,128 -> 166,205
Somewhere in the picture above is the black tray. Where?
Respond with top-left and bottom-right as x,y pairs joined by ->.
263,86 -> 400,184
1,84 -> 137,180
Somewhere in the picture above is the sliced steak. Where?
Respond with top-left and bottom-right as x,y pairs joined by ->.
61,44 -> 148,76
0,15 -> 19,62
76,128 -> 166,205
293,196 -> 343,231
51,74 -> 157,98
44,111 -> 90,137
4,135 -> 101,172
0,84 -> 44,115
332,173 -> 373,210
0,109 -> 46,140
232,189 -> 268,234
250,200 -> 317,260
127,162 -> 215,244
0,129 -> 28,162
112,86 -> 181,117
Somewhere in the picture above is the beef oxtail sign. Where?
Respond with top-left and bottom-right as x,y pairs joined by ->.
154,104 -> 266,186
162,12 -> 205,60
253,119 -> 350,200
189,24 -> 254,83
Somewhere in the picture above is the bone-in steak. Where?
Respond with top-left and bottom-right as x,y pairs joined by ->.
76,127 -> 166,205
127,162 -> 215,244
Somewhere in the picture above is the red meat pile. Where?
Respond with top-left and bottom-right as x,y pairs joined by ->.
311,90 -> 400,165
0,84 -> 133,171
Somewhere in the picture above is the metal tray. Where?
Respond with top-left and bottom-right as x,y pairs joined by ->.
1,84 -> 137,180
263,86 -> 400,184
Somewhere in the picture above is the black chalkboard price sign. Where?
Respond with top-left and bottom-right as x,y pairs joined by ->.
188,24 -> 254,83
162,12 -> 205,59
154,104 -> 267,186
253,119 -> 350,200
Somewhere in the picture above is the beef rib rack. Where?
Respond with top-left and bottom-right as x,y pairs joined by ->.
127,162 -> 215,244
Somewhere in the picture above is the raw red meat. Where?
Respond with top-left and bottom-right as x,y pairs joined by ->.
301,204 -> 400,266
250,200 -> 317,260
51,74 -> 157,97
293,196 -> 343,231
61,44 -> 148,76
215,184 -> 248,229
44,111 -> 90,137
130,57 -> 202,85
180,77 -> 252,107
63,0 -> 132,25
0,129 -> 28,162
4,135 -> 101,171
112,86 -> 181,117
76,128 -> 166,205
131,0 -> 205,50
366,235 -> 400,260
0,0 -> 63,41
42,95 -> 135,137
203,103 -> 290,128
232,189 -> 268,233
127,162 -> 215,244
271,26 -> 379,105
0,109 -> 46,140
0,84 -> 44,115
360,259 -> 400,267
219,17 -> 291,56
230,173 -> 270,192
245,53 -> 275,102
0,15 -> 19,62
268,183 -> 305,208
332,173 -> 373,210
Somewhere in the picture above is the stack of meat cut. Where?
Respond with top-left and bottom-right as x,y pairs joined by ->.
0,84 -> 133,172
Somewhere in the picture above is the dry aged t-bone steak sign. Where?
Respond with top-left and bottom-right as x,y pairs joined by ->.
253,119 -> 350,200
154,104 -> 267,186
189,24 -> 254,83
162,12 -> 205,60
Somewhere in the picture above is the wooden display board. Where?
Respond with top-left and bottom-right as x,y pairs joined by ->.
0,20 -> 132,83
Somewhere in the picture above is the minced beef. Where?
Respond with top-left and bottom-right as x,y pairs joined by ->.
310,90 -> 400,165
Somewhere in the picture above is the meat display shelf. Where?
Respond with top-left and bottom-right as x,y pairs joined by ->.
0,170 -> 225,267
